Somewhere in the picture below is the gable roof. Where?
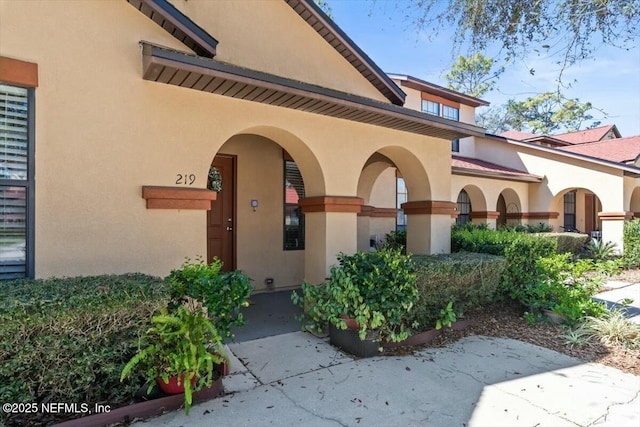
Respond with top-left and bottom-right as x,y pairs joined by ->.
452,155 -> 541,182
553,125 -> 621,144
127,0 -> 218,57
284,0 -> 406,106
388,74 -> 490,108
557,135 -> 640,163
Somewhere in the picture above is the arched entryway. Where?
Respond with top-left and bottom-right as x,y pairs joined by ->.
496,188 -> 522,228
550,188 -> 602,234
454,184 -> 486,226
356,146 -> 442,254
208,126 -> 325,293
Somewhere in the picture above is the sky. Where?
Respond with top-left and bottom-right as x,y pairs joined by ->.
325,0 -> 640,136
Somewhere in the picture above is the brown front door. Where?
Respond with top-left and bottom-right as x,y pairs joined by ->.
585,193 -> 595,233
207,155 -> 235,272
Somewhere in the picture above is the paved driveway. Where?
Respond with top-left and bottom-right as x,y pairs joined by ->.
136,332 -> 640,427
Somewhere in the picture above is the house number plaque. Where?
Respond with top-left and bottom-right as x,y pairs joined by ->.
175,174 -> 196,185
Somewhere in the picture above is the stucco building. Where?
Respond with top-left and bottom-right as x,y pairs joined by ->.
0,0 -> 487,286
2,0 -> 639,288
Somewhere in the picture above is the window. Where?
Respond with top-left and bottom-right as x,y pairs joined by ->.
456,190 -> 471,225
563,191 -> 576,231
1,83 -> 34,279
451,139 -> 460,152
421,100 -> 439,116
284,160 -> 305,250
396,174 -> 407,231
442,105 -> 459,121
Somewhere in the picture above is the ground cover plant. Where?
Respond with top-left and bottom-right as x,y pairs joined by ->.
0,274 -> 170,426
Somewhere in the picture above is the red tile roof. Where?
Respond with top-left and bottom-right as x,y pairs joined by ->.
557,136 -> 640,163
499,130 -> 537,140
553,125 -> 619,144
452,155 -> 541,181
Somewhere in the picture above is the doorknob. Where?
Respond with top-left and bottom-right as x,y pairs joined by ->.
226,226 -> 233,231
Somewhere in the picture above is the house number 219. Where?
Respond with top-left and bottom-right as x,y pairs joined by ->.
176,174 -> 196,185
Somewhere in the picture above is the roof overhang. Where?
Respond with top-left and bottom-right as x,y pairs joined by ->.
388,74 -> 490,108
489,134 -> 640,178
141,43 -> 486,140
127,0 -> 218,58
285,0 -> 406,106
452,167 -> 542,183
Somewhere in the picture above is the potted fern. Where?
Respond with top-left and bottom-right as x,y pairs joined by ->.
120,302 -> 226,415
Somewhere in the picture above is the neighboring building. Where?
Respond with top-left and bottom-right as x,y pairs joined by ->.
0,0 -> 487,285
384,75 -> 640,250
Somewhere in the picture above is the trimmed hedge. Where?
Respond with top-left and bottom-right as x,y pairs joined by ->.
623,219 -> 640,267
0,274 -> 169,426
537,232 -> 590,255
409,252 -> 506,328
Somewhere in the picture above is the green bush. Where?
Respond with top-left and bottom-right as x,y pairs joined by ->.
623,219 -> 640,267
500,235 -> 557,301
0,274 -> 169,425
167,257 -> 253,340
409,252 -> 506,327
537,232 -> 590,254
293,248 -> 418,343
377,230 -> 407,253
451,226 -> 522,255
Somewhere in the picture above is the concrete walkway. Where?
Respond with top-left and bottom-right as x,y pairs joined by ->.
595,281 -> 640,324
136,332 -> 640,427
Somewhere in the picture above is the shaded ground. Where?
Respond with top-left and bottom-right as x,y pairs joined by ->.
410,300 -> 640,376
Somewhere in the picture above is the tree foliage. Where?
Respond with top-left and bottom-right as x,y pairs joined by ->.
505,92 -> 600,134
445,53 -> 504,98
405,0 -> 639,77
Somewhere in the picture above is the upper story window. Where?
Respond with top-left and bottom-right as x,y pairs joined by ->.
421,100 -> 440,116
442,105 -> 459,121
451,139 -> 460,152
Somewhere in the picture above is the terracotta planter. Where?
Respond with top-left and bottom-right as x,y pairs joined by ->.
156,375 -> 196,395
382,318 -> 475,349
52,376 -> 223,427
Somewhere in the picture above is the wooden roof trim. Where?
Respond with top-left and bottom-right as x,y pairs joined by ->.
141,43 -> 486,140
127,0 -> 218,58
284,0 -> 406,106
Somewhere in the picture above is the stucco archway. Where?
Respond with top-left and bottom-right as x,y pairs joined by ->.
549,187 -> 603,234
629,187 -> 640,217
496,187 -> 522,227
355,146 -> 438,254
209,126 -> 326,293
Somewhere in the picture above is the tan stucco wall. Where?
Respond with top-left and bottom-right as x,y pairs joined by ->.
451,175 -> 529,218
168,0 -> 389,103
217,136 -> 304,291
2,0 -> 452,281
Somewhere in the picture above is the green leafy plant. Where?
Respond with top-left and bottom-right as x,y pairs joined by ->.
120,305 -> 225,415
435,301 -> 457,329
377,230 -> 407,253
586,239 -> 618,261
293,248 -> 418,343
559,325 -> 592,348
167,257 -> 252,340
583,308 -> 640,349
